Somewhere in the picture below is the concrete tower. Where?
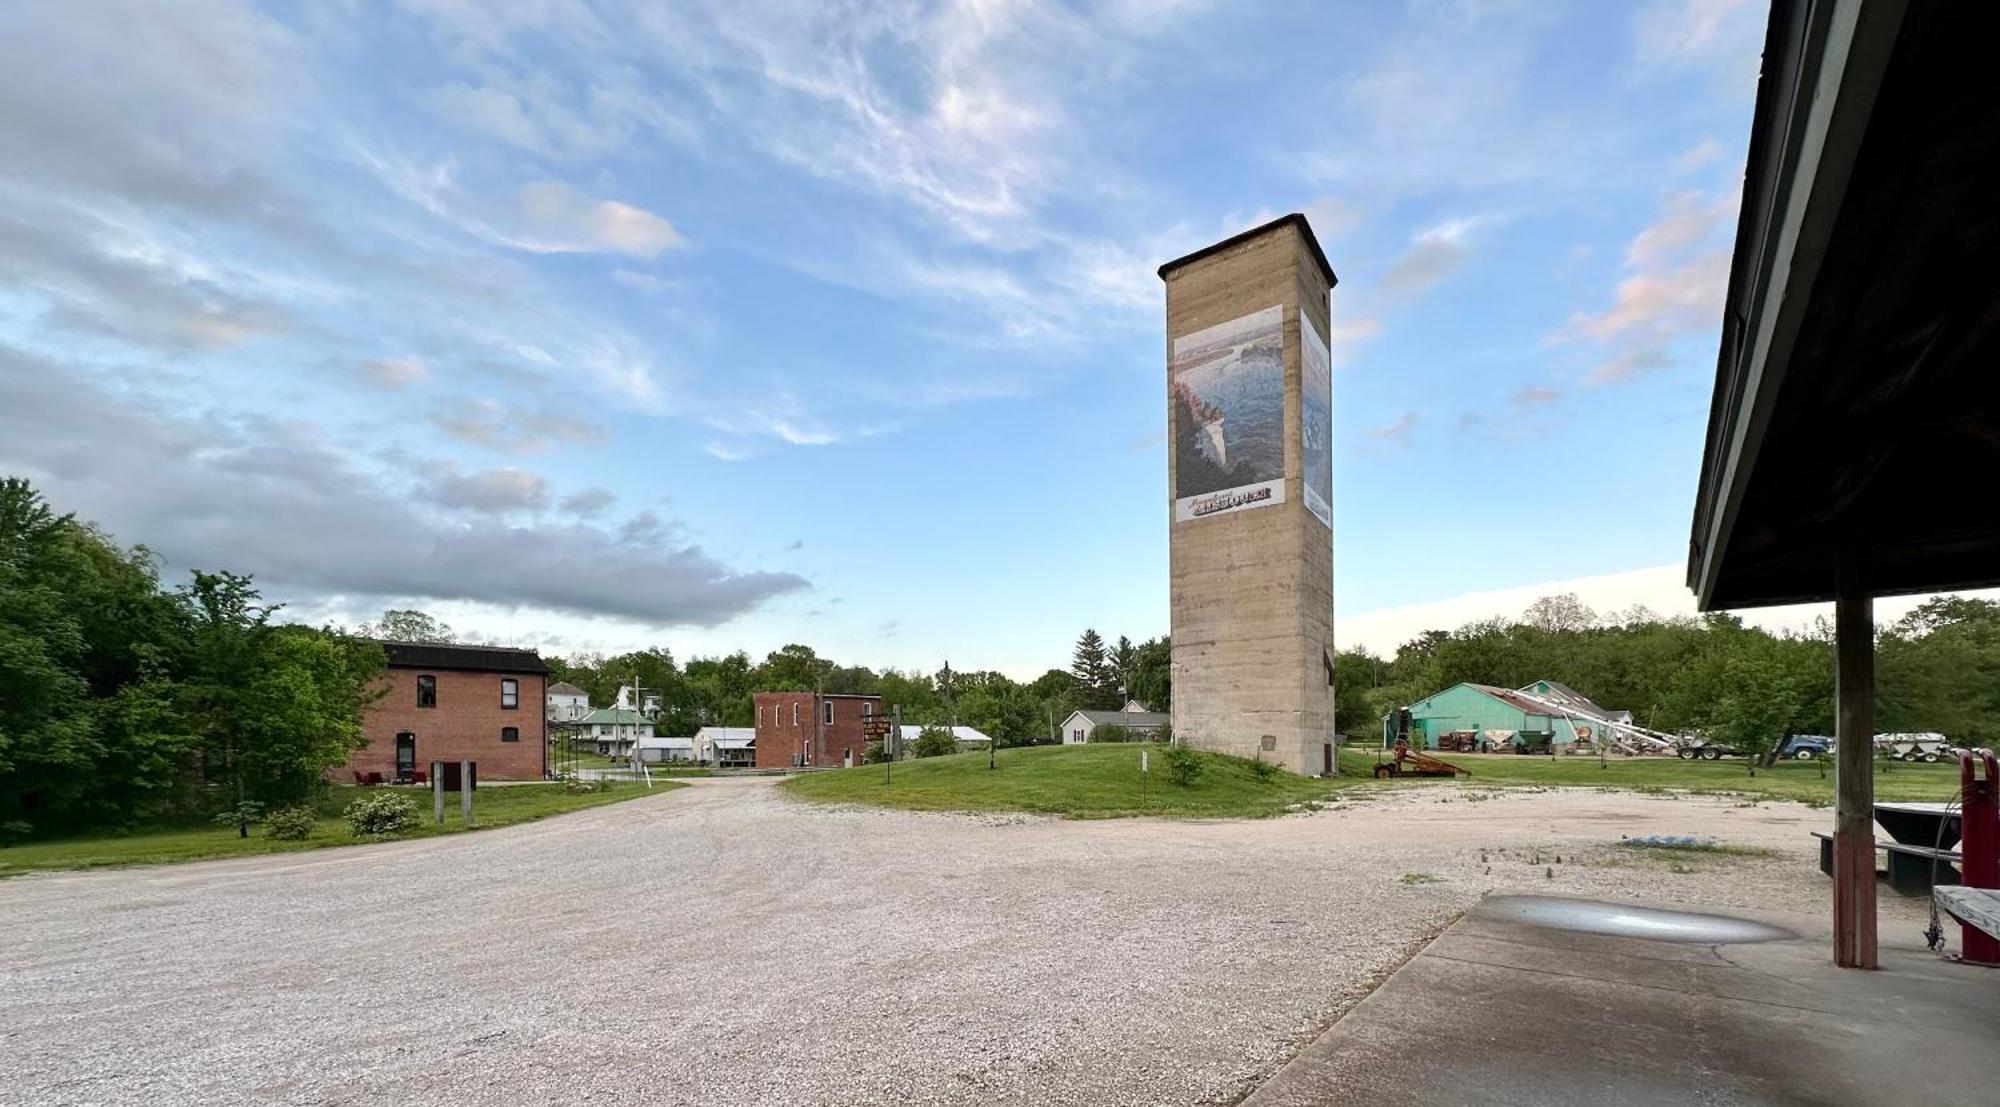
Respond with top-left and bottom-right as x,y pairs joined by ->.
1159,214 -> 1337,775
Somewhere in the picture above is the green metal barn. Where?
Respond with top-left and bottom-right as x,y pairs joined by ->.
1384,682 -> 1620,752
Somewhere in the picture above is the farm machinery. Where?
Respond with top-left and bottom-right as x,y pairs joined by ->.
1373,737 -> 1471,779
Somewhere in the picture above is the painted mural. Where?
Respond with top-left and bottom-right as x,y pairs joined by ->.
1300,309 -> 1332,529
1172,304 -> 1286,522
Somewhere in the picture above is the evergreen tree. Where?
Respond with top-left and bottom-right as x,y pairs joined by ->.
1071,628 -> 1115,709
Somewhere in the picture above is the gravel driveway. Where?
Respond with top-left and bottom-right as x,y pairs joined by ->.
0,778 -> 1905,1106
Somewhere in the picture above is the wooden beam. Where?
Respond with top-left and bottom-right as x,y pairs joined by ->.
1833,544 -> 1878,968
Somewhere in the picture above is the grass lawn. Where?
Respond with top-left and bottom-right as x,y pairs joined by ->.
780,743 -> 1355,819
0,780 -> 684,879
781,743 -> 1970,821
1335,748 -> 1964,805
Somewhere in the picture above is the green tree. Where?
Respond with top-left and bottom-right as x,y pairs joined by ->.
363,609 -> 455,643
910,725 -> 957,758
1129,636 -> 1171,712
176,572 -> 384,831
1071,628 -> 1115,709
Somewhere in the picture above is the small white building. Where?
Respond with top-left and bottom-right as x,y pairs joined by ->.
694,726 -> 756,768
1059,708 -> 1170,744
615,684 -> 662,717
578,707 -> 653,756
547,681 -> 591,722
636,735 -> 696,764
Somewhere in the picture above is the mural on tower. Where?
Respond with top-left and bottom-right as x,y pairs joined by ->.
1300,309 -> 1332,529
1172,304 -> 1286,522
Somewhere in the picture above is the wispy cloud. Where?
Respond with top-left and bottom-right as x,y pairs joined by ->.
425,466 -> 552,513
361,356 -> 429,389
1554,189 -> 1737,386
1365,412 -> 1420,448
1379,217 -> 1491,302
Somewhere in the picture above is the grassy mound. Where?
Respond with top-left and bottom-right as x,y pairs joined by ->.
779,743 -> 1352,819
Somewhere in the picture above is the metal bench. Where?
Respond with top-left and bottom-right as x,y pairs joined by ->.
1810,830 -> 1962,896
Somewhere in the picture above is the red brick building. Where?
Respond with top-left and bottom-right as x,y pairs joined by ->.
346,643 -> 550,782
753,691 -> 884,769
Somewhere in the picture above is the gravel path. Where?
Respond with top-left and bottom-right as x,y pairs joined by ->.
0,778 -> 1911,1106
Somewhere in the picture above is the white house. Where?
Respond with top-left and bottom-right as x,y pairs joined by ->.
578,707 -> 653,756
546,681 -> 591,722
636,735 -> 696,764
694,726 -> 756,768
614,684 -> 662,717
1059,708 -> 1170,744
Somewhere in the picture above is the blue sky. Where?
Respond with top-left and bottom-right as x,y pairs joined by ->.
0,0 -> 1788,674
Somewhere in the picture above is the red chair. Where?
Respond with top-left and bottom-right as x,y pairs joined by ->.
411,769 -> 428,785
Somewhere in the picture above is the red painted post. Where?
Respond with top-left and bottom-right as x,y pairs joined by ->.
1959,751 -> 1998,964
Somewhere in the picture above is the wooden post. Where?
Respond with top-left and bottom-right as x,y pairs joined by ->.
432,762 -> 444,825
461,760 -> 474,828
1833,545 -> 1877,968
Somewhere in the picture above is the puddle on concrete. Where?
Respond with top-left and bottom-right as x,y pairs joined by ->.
1484,895 -> 1792,944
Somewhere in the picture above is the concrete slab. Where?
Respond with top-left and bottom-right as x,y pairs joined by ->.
1243,895 -> 2000,1106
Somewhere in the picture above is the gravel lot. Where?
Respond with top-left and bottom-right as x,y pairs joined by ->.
0,777 -> 1915,1107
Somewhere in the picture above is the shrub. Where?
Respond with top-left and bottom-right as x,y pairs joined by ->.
1093,724 -> 1134,744
263,806 -> 318,840
1247,758 -> 1280,783
911,727 -> 958,758
344,792 -> 420,838
1161,744 -> 1204,787
211,800 -> 266,838
563,775 -> 613,794
864,740 -> 891,764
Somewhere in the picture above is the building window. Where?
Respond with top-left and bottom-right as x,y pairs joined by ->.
1073,728 -> 1084,741
792,703 -> 799,726
824,701 -> 834,726
417,675 -> 437,708
501,726 -> 520,743
501,678 -> 519,710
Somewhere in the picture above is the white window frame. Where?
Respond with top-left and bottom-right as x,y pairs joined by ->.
824,701 -> 834,726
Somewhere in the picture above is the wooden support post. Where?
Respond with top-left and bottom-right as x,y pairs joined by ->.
461,760 -> 474,828
1833,546 -> 1877,969
433,762 -> 444,825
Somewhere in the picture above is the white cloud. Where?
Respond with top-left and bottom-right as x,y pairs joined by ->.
1331,315 -> 1384,364
1674,137 -> 1725,175
611,268 -> 669,293
1555,189 -> 1737,386
1633,0 -> 1761,69
513,181 -> 682,258
362,356 -> 429,389
0,346 -> 806,626
1624,190 -> 1736,269
1364,412 -> 1419,448
1379,217 -> 1489,301
430,398 -> 601,454
425,466 -> 551,513
1339,562 -> 2000,656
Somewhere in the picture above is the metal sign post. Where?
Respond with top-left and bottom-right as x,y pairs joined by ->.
1141,748 -> 1149,807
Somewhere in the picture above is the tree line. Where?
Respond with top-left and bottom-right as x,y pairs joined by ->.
1,479 -> 383,841
540,628 -> 1172,749
1333,593 -> 2000,757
